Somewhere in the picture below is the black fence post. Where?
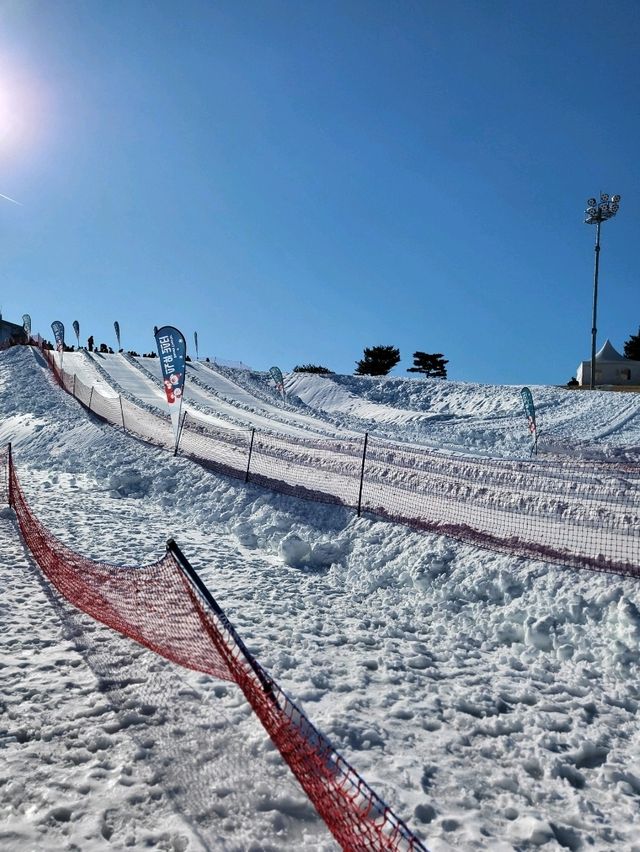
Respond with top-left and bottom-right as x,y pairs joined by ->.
166,538 -> 275,700
72,374 -> 76,397
174,410 -> 188,457
357,432 -> 368,517
7,442 -> 12,508
245,428 -> 255,483
119,396 -> 126,432
88,387 -> 94,411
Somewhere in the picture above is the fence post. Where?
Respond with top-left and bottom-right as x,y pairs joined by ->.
174,410 -> 188,457
245,428 -> 255,483
72,374 -> 76,397
7,442 -> 12,508
357,432 -> 368,517
166,538 -> 275,700
119,396 -> 126,432
88,387 -> 94,412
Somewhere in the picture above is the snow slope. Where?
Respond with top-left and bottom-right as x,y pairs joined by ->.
287,372 -> 640,456
53,352 -> 640,456
56,351 -> 359,439
2,345 -> 640,851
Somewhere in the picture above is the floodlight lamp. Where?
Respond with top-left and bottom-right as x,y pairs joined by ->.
587,198 -> 597,206
587,206 -> 597,214
600,193 -> 609,202
612,194 -> 621,203
611,203 -> 619,212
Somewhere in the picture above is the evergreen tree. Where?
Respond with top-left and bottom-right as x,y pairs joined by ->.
623,327 -> 640,360
407,351 -> 448,378
355,345 -> 400,376
293,364 -> 333,374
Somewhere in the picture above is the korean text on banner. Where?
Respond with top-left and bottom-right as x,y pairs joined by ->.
51,320 -> 65,370
51,321 -> 65,352
269,366 -> 285,398
154,325 -> 187,446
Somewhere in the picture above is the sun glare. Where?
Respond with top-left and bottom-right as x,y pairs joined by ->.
0,83 -> 22,146
0,65 -> 47,160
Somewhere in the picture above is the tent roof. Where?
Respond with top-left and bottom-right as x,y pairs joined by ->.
595,339 -> 627,362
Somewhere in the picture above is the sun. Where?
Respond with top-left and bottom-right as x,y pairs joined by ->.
0,81 -> 22,147
0,63 -> 48,160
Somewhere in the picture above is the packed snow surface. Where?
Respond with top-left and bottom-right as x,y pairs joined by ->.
2,346 -> 640,851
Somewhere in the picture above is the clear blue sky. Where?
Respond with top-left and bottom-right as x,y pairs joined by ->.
1,0 -> 638,385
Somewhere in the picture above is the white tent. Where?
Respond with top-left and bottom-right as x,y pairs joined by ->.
577,339 -> 640,387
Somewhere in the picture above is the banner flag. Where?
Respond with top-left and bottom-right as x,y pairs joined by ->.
51,320 -> 65,371
154,325 -> 186,447
51,321 -> 65,352
72,320 -> 80,348
114,321 -> 121,351
194,331 -> 199,361
269,366 -> 285,399
520,387 -> 538,453
22,314 -> 31,337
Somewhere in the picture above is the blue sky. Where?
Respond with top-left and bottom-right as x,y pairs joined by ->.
0,0 -> 638,385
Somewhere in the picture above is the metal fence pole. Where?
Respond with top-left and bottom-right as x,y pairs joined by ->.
88,387 -> 94,411
7,442 -> 13,508
72,374 -> 76,397
245,428 -> 255,483
174,411 -> 188,457
119,396 -> 126,432
166,538 -> 275,699
357,432 -> 368,517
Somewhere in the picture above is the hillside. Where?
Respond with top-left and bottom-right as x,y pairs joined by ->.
1,344 -> 640,851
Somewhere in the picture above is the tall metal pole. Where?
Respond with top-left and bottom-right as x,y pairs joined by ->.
590,220 -> 601,390
584,193 -> 621,390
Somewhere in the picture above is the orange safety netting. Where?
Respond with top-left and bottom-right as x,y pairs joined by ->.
4,447 -> 427,852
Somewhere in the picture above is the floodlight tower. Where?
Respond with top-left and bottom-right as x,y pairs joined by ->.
584,193 -> 621,389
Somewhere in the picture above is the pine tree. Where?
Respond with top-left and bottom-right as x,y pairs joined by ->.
623,327 -> 640,361
355,345 -> 400,376
407,351 -> 448,378
293,364 -> 333,374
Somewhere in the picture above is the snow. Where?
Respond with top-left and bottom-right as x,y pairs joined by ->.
287,371 -> 640,454
2,344 -> 640,850
79,351 -> 360,439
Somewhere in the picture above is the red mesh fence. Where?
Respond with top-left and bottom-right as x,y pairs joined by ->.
40,347 -> 640,577
363,438 -> 640,577
4,448 -> 426,851
178,416 -> 254,481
